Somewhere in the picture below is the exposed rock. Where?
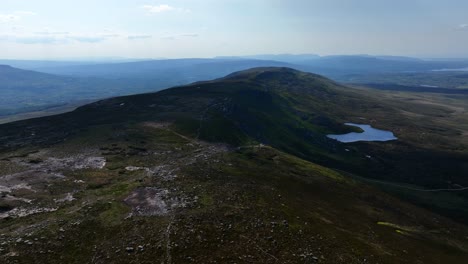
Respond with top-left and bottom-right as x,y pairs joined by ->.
124,187 -> 187,217
125,166 -> 146,172
54,193 -> 75,203
0,207 -> 58,219
125,247 -> 134,253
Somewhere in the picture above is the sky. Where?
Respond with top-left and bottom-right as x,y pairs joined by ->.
1,0 -> 468,59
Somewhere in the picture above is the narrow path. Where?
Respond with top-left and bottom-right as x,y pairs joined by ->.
164,217 -> 174,264
167,129 -> 196,144
142,122 -> 198,144
237,144 -> 265,149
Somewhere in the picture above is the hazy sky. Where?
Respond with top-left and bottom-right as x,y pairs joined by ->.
1,0 -> 468,59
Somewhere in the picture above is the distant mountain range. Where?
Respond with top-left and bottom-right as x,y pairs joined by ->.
215,53 -> 321,62
10,55 -> 468,79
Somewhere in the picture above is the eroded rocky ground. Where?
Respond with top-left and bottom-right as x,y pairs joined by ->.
0,123 -> 233,263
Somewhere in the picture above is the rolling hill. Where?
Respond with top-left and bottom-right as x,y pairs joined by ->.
29,56 -> 468,79
0,65 -> 121,116
1,68 -> 468,263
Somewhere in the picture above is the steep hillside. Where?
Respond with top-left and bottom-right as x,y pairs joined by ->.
1,68 -> 468,263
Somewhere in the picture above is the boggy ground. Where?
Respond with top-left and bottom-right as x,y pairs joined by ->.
1,122 -> 468,264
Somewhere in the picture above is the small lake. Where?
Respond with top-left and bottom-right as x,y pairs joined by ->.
327,123 -> 397,143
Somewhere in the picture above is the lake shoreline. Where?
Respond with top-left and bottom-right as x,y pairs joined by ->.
327,123 -> 397,143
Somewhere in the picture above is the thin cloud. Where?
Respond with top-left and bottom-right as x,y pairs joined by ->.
458,24 -> 468,30
161,33 -> 199,40
142,4 -> 191,14
128,35 -> 152,40
0,11 -> 35,23
0,33 -> 107,45
0,14 -> 20,23
101,34 -> 121,38
15,36 -> 65,44
142,4 -> 174,13
0,30 -> 154,44
68,36 -> 106,43
11,25 -> 26,31
161,36 -> 175,40
180,33 -> 199,37
35,31 -> 69,35
14,11 -> 37,16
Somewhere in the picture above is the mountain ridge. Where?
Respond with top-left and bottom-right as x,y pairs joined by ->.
1,67 -> 468,263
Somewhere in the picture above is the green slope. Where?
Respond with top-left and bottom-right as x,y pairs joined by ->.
1,68 -> 468,263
